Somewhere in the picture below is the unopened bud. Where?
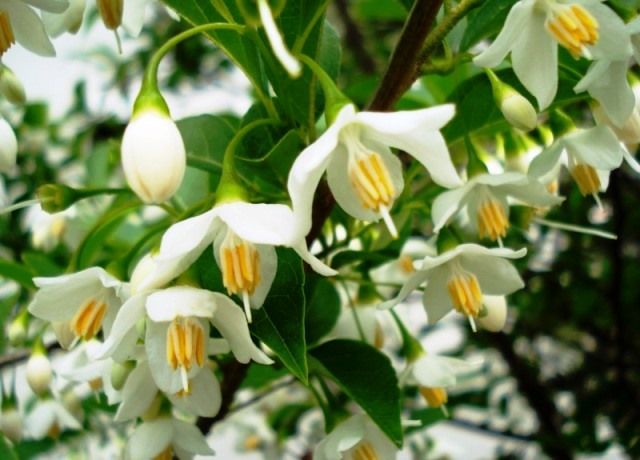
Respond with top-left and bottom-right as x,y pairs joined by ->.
487,70 -> 537,132
97,0 -> 123,30
61,390 -> 83,420
111,361 -> 134,391
0,66 -> 25,105
0,407 -> 22,443
477,295 -> 507,332
8,311 -> 27,346
0,116 -> 17,173
26,352 -> 52,396
121,108 -> 186,204
36,184 -> 78,213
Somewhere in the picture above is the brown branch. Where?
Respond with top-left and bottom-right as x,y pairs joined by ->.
333,0 -> 377,74
368,0 -> 444,111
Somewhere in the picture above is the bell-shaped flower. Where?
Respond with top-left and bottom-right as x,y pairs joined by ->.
592,83 -> 640,145
327,305 -> 387,349
126,416 -> 214,460
97,286 -> 271,394
432,172 -> 563,243
0,0 -> 68,57
25,397 -> 81,439
528,125 -> 634,204
402,352 -> 482,412
380,244 -> 526,331
28,267 -> 126,345
138,201 -> 335,322
473,0 -> 632,110
288,103 -> 461,239
314,414 -> 399,460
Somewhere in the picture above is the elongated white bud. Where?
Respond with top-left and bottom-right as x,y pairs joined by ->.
0,117 -> 17,173
0,66 -> 25,105
500,90 -> 538,132
0,407 -> 22,443
26,353 -> 52,396
121,110 -> 186,204
477,295 -> 507,332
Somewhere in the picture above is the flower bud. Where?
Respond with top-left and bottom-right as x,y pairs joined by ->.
486,69 -> 537,132
36,184 -> 78,213
121,109 -> 186,204
0,116 -> 17,173
0,66 -> 25,105
26,352 -> 52,396
111,361 -> 134,391
477,295 -> 507,332
0,407 -> 22,443
8,313 -> 27,347
61,390 -> 83,420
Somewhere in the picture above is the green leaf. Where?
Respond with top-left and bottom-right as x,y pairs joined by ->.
305,276 -> 340,345
459,0 -> 516,51
241,364 -> 289,389
22,252 -> 64,277
251,248 -> 308,384
0,435 -> 18,460
310,339 -> 403,447
0,259 -> 35,290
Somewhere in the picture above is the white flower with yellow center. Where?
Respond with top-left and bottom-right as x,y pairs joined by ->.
96,286 -> 271,394
28,267 -> 127,346
138,201 -> 336,322
402,353 -> 482,413
380,244 -> 526,331
528,125 -> 634,205
314,414 -> 399,460
473,0 -> 632,110
0,0 -> 68,56
288,103 -> 461,240
126,416 -> 214,460
432,172 -> 563,243
25,397 -> 81,440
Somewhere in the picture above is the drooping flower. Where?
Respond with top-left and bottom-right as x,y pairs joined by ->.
431,171 -> 563,242
28,267 -> 127,345
25,397 -> 82,439
137,201 -> 336,321
473,0 -> 632,110
126,416 -> 214,460
0,0 -> 68,56
528,125 -> 634,205
288,104 -> 461,239
314,414 -> 399,460
592,83 -> 640,145
97,286 -> 272,394
380,244 -> 526,331
42,0 -> 85,36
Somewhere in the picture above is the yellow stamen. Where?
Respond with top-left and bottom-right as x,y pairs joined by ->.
244,434 -> 262,451
349,152 -> 395,212
419,386 -> 449,408
0,12 -> 15,56
166,318 -> 206,392
220,230 -> 261,322
373,321 -> 385,350
89,378 -> 102,391
398,255 -> 415,274
70,299 -> 107,340
153,447 -> 173,460
571,163 -> 600,196
47,422 -> 61,439
447,268 -> 483,320
545,4 -> 598,57
477,198 -> 509,241
352,441 -> 379,460
97,0 -> 124,30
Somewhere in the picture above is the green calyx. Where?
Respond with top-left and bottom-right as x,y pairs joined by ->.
132,81 -> 170,118
485,68 -> 520,106
299,54 -> 351,125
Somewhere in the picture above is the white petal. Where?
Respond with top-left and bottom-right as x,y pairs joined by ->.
355,104 -> 455,135
128,419 -> 173,460
292,240 -> 337,276
497,179 -> 565,207
378,270 -> 428,310
139,210 -> 217,292
459,253 -> 525,295
209,293 -> 272,364
622,144 -> 640,173
41,0 -> 85,36
4,1 -> 56,56
172,419 -> 215,455
583,0 -> 633,60
26,401 -> 57,438
93,294 -> 146,359
362,417 -> 399,459
22,0 -> 68,13
216,202 -> 298,245
512,10 -> 557,109
257,0 -> 301,77
580,61 -> 635,128
431,184 -> 473,232
318,415 -> 365,457
249,244 -> 277,309
412,355 -> 481,387
115,361 -> 157,422
288,105 -> 356,238
170,370 -> 221,418
422,267 -> 455,324
122,0 -> 148,36
564,126 -> 624,170
478,295 -> 508,332
146,286 -> 217,322
528,143 -> 565,179
473,0 -> 534,67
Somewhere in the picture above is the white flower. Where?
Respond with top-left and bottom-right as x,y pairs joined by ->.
473,0 -> 632,109
403,353 -> 481,410
0,116 -> 17,173
431,171 -> 563,242
257,0 -> 301,77
121,109 -> 186,204
314,414 -> 399,460
574,59 -> 635,128
138,200 -> 336,321
126,417 -> 214,460
97,286 -> 272,394
327,306 -> 386,349
0,0 -> 68,56
627,16 -> 640,64
592,83 -> 640,145
28,267 -> 127,345
380,244 -> 526,331
528,125 -> 634,203
42,0 -> 85,36
25,398 -> 81,439
288,103 -> 461,239
26,352 -> 52,396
